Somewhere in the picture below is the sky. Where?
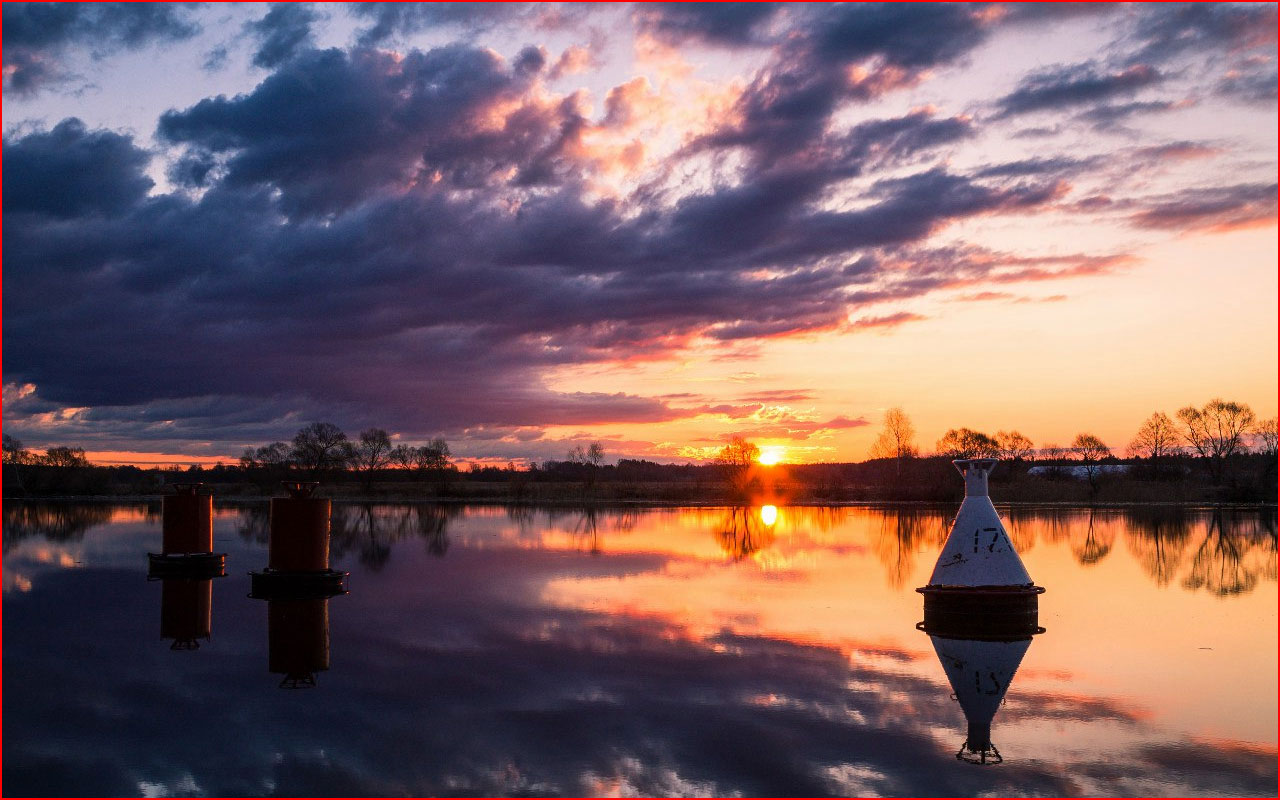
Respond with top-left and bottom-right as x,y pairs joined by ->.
2,2 -> 1277,466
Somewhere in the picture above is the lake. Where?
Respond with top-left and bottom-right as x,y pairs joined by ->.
3,501 -> 1276,797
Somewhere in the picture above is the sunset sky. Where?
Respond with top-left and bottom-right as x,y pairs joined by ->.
3,2 -> 1276,466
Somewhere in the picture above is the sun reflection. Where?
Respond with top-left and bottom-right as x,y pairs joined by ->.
760,505 -> 778,527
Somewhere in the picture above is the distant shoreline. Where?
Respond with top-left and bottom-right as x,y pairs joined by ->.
3,493 -> 1275,511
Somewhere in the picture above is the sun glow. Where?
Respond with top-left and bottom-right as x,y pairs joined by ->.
757,447 -> 785,466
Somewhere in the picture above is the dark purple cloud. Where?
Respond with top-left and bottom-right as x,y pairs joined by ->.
632,3 -> 781,48
1076,99 -> 1185,131
1126,3 -> 1277,65
3,118 -> 154,218
349,2 -> 566,47
246,3 -> 319,69
1215,67 -> 1278,105
996,62 -> 1164,117
1128,183 -> 1278,231
1,2 -> 200,95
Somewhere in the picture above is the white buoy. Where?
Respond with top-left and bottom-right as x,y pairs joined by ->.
927,459 -> 1033,587
917,459 -> 1043,638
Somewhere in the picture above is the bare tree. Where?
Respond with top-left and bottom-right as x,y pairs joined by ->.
1127,412 -> 1182,460
936,428 -> 999,459
390,444 -> 413,470
1176,399 -> 1256,482
2,435 -> 33,465
567,441 -> 606,489
352,428 -> 393,486
1039,442 -> 1068,479
995,430 -> 1035,462
715,435 -> 760,494
290,422 -> 353,476
1253,417 -> 1277,457
1071,433 -> 1112,493
417,438 -> 452,474
868,407 -> 917,475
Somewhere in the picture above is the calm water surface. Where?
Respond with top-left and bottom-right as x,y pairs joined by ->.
3,502 -> 1276,797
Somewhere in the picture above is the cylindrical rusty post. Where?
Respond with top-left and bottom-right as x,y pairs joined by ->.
268,597 -> 331,687
268,482 -> 330,572
162,484 -> 213,555
160,578 -> 213,649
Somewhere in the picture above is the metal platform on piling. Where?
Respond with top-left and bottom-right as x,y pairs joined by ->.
248,569 -> 349,600
147,552 -> 227,580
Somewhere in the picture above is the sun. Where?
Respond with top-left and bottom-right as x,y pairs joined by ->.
757,446 -> 785,466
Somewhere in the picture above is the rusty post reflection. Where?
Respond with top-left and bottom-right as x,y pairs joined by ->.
266,597 -> 331,689
159,577 -> 213,651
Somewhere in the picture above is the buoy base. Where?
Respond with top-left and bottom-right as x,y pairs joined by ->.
916,585 -> 1044,641
147,552 -> 227,579
248,569 -> 348,599
957,741 -> 1003,766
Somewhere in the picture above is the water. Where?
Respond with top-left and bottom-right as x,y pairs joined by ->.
3,502 -> 1276,797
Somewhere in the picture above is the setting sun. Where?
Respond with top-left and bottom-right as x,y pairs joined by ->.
758,447 -> 785,466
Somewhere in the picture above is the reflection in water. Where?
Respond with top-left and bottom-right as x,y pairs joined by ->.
1183,511 -> 1278,596
159,578 -> 212,651
715,506 -> 776,562
928,631 -> 1036,765
1002,507 -> 1278,595
2,503 -> 119,552
330,503 -> 461,567
267,597 -> 332,689
875,510 -> 947,589
1071,511 -> 1115,566
1,502 -> 1276,797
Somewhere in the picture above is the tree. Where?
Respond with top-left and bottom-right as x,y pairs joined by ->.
995,430 -> 1035,462
3,435 -> 33,465
1039,442 -> 1068,479
935,428 -> 999,459
1253,417 -> 1277,457
43,446 -> 90,468
290,422 -> 354,476
351,428 -> 393,486
390,444 -> 414,470
715,435 -> 760,494
1071,433 -> 1112,493
1127,412 -> 1182,460
240,441 -> 290,469
567,442 -> 606,489
417,438 -> 452,475
1176,399 -> 1256,482
868,407 -> 917,474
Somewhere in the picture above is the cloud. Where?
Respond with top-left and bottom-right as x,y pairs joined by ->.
1128,183 -> 1278,232
1125,3 -> 1278,65
849,312 -> 926,331
1076,99 -> 1185,130
632,3 -> 781,48
246,3 -> 319,69
3,118 -> 153,218
1215,67 -> 1278,105
348,2 -> 579,47
995,62 -> 1163,117
2,2 -> 200,95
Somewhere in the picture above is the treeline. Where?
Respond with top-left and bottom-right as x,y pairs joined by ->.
2,397 -> 1275,503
